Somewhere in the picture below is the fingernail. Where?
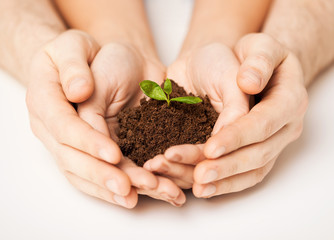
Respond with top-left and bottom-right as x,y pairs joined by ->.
203,169 -> 218,183
243,70 -> 261,87
69,78 -> 88,93
99,149 -> 112,163
173,192 -> 186,205
201,184 -> 216,197
210,146 -> 226,159
143,161 -> 152,171
161,192 -> 172,200
106,179 -> 119,194
161,192 -> 177,200
165,151 -> 181,162
151,160 -> 168,173
113,194 -> 127,207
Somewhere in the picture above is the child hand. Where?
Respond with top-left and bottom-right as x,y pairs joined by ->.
143,43 -> 249,189
77,43 -> 185,207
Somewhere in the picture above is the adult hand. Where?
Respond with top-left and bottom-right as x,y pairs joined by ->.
143,43 -> 249,189
77,43 -> 186,207
194,33 -> 308,198
26,30 -> 136,208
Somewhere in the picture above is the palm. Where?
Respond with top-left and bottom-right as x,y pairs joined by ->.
168,43 -> 249,129
78,43 -> 165,140
76,44 -> 186,206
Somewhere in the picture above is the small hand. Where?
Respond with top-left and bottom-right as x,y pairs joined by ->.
143,43 -> 249,188
77,43 -> 185,207
194,33 -> 308,197
26,30 -> 136,208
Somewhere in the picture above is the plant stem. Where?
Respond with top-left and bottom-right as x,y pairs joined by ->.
167,93 -> 170,107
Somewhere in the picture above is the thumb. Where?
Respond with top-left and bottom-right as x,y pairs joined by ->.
44,30 -> 100,103
235,33 -> 288,95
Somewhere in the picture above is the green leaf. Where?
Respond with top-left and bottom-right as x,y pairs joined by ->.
163,78 -> 172,95
139,80 -> 167,101
170,96 -> 203,104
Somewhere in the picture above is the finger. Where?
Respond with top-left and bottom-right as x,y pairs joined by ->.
137,176 -> 186,207
118,158 -> 159,190
143,154 -> 194,184
26,78 -> 122,164
196,123 -> 295,184
64,171 -> 137,208
204,91 -> 295,159
211,101 -> 249,135
44,30 -> 100,103
57,144 -> 131,196
193,159 -> 275,198
164,144 -> 205,165
167,178 -> 193,190
235,33 -> 288,94
29,115 -> 131,196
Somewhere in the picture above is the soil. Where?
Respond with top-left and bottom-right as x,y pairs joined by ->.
117,80 -> 218,166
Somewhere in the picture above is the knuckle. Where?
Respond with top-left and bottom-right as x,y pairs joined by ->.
28,119 -> 38,138
55,158 -> 66,173
291,122 -> 304,142
252,54 -> 273,72
261,116 -> 274,141
84,163 -> 100,184
227,124 -> 243,149
254,167 -> 267,184
258,148 -> 272,167
221,179 -> 233,193
249,111 -> 273,141
50,121 -> 65,143
225,162 -> 239,176
25,89 -> 33,110
64,171 -> 77,187
95,187 -> 111,202
298,88 -> 309,116
157,160 -> 170,175
54,150 -> 70,172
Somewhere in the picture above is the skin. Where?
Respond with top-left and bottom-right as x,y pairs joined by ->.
143,0 -> 272,189
53,0 -> 186,207
145,0 -> 334,198
2,0 -> 333,205
0,0 -> 185,208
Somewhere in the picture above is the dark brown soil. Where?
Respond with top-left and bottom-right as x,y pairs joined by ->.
117,80 -> 218,166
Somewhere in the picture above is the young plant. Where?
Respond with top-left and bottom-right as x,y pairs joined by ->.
139,78 -> 202,106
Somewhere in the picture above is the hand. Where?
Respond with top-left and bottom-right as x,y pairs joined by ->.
143,43 -> 249,189
26,30 -> 136,208
77,43 -> 186,207
194,33 -> 308,197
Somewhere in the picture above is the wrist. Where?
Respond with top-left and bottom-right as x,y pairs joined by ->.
6,23 -> 64,86
179,0 -> 271,57
86,21 -> 159,62
180,23 -> 246,57
262,31 -> 312,86
23,27 -> 65,83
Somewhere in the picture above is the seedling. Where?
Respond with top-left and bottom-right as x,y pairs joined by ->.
139,78 -> 202,107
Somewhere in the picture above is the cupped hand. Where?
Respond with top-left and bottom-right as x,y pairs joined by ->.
193,33 -> 308,198
26,30 -> 138,208
77,43 -> 186,207
143,43 -> 249,189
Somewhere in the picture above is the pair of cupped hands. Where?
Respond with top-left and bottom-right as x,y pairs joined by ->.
26,29 -> 308,208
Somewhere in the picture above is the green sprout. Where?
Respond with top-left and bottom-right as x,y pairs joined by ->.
139,78 -> 202,107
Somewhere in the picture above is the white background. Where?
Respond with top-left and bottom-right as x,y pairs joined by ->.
1,0 -> 334,239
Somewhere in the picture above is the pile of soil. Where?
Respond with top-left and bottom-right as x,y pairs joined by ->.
117,80 -> 218,166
